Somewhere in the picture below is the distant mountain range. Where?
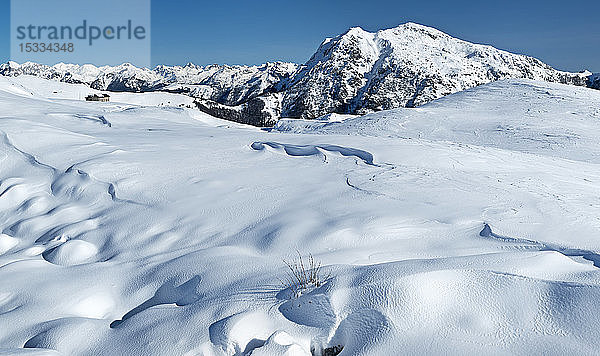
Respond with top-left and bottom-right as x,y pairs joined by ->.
1,23 -> 597,126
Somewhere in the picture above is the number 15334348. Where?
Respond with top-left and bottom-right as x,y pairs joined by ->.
18,42 -> 74,53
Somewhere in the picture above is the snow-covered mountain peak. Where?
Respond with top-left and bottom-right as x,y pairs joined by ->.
385,21 -> 449,36
343,26 -> 371,37
306,26 -> 378,65
278,22 -> 593,121
183,62 -> 199,69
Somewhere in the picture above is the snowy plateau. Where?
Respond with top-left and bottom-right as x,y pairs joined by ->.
1,23 -> 600,356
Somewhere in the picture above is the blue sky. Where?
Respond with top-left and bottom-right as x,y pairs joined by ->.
0,0 -> 598,72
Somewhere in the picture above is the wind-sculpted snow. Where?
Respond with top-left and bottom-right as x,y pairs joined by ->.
1,23 -> 596,127
250,141 -> 377,166
2,76 -> 600,355
480,223 -> 600,268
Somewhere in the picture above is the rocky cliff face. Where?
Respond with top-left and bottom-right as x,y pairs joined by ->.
1,23 -> 596,126
195,93 -> 282,127
588,73 -> 600,89
280,27 -> 380,119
